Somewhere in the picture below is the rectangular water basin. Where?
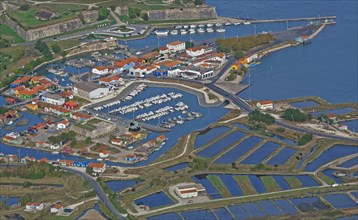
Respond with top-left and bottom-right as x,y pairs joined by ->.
241,142 -> 280,164
266,147 -> 297,165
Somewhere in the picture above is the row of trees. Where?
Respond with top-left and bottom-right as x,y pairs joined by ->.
0,162 -> 60,179
282,108 -> 312,122
216,33 -> 274,53
297,133 -> 313,146
249,109 -> 276,125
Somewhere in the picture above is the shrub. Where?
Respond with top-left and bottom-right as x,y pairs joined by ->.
282,108 -> 309,122
297,133 -> 313,146
249,109 -> 275,125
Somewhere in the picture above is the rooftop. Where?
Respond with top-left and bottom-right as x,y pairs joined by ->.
74,82 -> 106,92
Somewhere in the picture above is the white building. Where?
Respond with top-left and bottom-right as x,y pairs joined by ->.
186,46 -> 212,57
166,41 -> 185,53
99,150 -> 110,158
245,53 -> 258,63
74,82 -> 109,99
257,100 -> 274,110
57,119 -> 69,129
50,204 -> 63,213
92,66 -> 109,75
41,93 -> 65,106
26,202 -> 44,211
176,187 -> 198,198
89,163 -> 106,173
180,66 -> 214,79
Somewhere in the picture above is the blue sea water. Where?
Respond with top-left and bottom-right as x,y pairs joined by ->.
324,193 -> 357,209
106,180 -> 139,193
342,119 -> 358,133
134,191 -> 174,208
339,157 -> 357,168
290,101 -> 319,108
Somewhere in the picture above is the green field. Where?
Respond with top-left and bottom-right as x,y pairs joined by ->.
0,24 -> 25,43
233,175 -> 257,195
207,175 -> 231,197
260,176 -> 282,192
284,177 -> 303,188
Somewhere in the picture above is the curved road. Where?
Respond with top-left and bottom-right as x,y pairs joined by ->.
61,167 -> 126,220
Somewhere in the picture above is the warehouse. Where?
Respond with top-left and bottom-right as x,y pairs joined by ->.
73,82 -> 109,99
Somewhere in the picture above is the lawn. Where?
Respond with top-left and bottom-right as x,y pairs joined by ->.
0,24 -> 25,43
284,177 -> 302,188
260,176 -> 281,192
207,175 -> 231,197
233,175 -> 257,195
7,8 -> 78,29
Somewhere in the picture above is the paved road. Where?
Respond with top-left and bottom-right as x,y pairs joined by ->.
61,167 -> 126,220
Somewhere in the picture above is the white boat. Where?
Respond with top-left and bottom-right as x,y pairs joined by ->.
215,23 -> 222,27
170,30 -> 178,35
190,24 -> 196,28
216,28 -> 226,33
234,22 -> 240,25
189,29 -> 196,34
52,151 -> 59,154
183,25 -> 189,28
207,28 -> 214,33
244,21 -> 251,25
180,30 -> 188,34
197,28 -> 205,33
175,25 -> 182,29
155,30 -> 169,36
207,23 -> 213,27
6,121 -> 13,125
225,22 -> 231,26
97,158 -> 103,161
198,24 -> 205,28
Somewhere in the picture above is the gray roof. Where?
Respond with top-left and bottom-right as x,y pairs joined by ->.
182,65 -> 214,74
42,93 -> 63,100
75,82 -> 106,92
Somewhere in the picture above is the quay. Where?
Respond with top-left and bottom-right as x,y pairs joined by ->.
249,16 -> 336,24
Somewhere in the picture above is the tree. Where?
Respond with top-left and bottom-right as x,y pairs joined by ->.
34,40 -> 52,59
152,48 -> 159,52
51,44 -> 61,54
185,41 -> 194,49
20,4 -> 30,11
195,0 -> 203,5
234,50 -> 244,59
98,8 -> 110,20
85,137 -> 92,145
282,108 -> 308,122
249,109 -> 275,125
297,133 -> 313,146
140,12 -> 149,21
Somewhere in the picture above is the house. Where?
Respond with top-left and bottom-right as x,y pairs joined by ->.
92,66 -> 109,75
5,97 -> 16,105
27,103 -> 39,111
50,203 -> 63,213
11,85 -> 25,95
71,112 -> 92,121
2,135 -> 23,145
337,124 -> 348,131
74,82 -> 109,99
8,155 -> 17,162
111,139 -> 122,146
180,66 -> 214,79
38,158 -> 49,163
31,76 -> 45,85
99,150 -> 110,158
166,41 -> 185,53
154,60 -> 181,77
131,132 -> 141,139
295,36 -> 310,44
129,65 -> 148,77
186,46 -> 211,57
88,163 -> 106,173
327,113 -> 337,121
21,156 -> 36,164
159,46 -> 169,54
63,100 -> 79,109
33,84 -> 47,93
256,100 -> 274,110
18,89 -> 37,99
152,68 -> 167,77
41,93 -> 65,106
175,184 -> 205,198
245,53 -> 258,64
141,51 -> 160,63
60,91 -> 73,99
57,119 -> 69,129
156,135 -> 166,143
125,154 -> 137,161
26,202 -> 44,211
59,160 -> 74,166
36,10 -> 57,20
10,76 -> 31,88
